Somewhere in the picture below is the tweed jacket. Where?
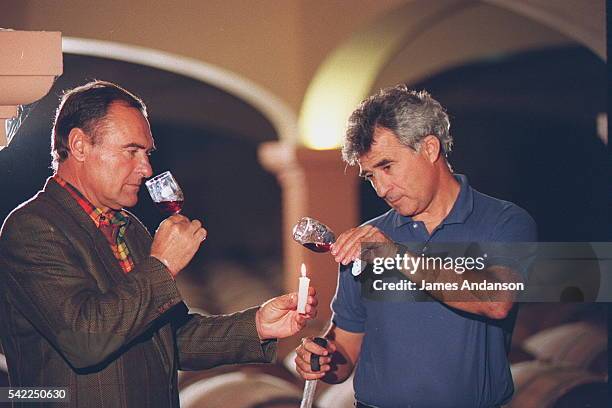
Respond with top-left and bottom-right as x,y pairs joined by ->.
0,178 -> 275,407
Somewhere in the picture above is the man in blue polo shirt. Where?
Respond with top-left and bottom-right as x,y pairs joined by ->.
294,85 -> 536,407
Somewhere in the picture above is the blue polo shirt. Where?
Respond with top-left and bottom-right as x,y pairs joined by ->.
331,175 -> 537,408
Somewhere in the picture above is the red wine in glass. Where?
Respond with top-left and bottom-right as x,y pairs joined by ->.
145,171 -> 185,215
292,217 -> 335,253
156,199 -> 184,215
302,242 -> 332,253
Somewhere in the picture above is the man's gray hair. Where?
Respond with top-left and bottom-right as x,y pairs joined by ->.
342,85 -> 453,165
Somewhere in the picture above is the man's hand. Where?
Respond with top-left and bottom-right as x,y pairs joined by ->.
294,325 -> 363,384
150,214 -> 207,277
255,287 -> 317,340
330,225 -> 393,265
294,337 -> 336,380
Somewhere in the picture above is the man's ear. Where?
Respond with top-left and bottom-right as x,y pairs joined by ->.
67,128 -> 90,162
421,135 -> 441,163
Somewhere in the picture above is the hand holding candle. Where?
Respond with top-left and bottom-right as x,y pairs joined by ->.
297,263 -> 310,314
255,285 -> 318,340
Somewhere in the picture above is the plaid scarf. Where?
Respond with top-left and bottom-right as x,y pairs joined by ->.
53,175 -> 135,273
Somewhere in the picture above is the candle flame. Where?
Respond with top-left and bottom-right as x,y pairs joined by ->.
300,263 -> 307,277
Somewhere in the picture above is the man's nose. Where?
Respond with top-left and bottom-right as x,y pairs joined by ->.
140,156 -> 153,179
374,178 -> 391,199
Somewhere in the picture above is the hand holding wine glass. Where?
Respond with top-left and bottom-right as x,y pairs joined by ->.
293,217 -> 372,276
146,171 -> 206,276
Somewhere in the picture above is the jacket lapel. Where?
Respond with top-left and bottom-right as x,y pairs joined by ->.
44,178 -> 129,284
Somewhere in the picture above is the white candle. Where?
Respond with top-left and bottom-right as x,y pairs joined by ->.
297,263 -> 310,314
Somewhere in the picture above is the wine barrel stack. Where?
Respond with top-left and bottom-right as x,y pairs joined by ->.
503,305 -> 608,408
179,372 -> 304,408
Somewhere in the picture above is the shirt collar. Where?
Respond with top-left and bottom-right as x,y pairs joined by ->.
442,174 -> 474,225
394,173 -> 474,227
52,174 -> 129,229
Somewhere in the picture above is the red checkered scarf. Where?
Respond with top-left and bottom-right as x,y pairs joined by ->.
53,174 -> 135,273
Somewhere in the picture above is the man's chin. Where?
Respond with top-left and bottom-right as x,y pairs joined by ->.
387,201 -> 405,214
394,205 -> 417,218
119,195 -> 139,209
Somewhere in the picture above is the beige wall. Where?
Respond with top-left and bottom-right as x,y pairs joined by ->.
373,1 -> 573,89
2,0 -> 405,111
2,0 -> 603,123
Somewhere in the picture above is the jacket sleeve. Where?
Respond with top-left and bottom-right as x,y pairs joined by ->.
173,305 -> 276,371
0,211 -> 183,369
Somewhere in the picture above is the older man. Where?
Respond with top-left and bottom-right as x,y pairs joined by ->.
295,85 -> 536,408
0,80 -> 317,407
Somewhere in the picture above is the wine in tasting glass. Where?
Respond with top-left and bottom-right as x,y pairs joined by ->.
145,171 -> 184,215
292,217 -> 336,253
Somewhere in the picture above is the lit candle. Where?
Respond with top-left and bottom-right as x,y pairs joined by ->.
297,263 -> 310,314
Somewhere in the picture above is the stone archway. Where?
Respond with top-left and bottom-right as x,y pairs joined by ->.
297,0 -> 604,150
63,37 -> 299,143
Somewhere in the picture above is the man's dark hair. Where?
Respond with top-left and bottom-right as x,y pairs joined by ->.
342,84 -> 452,165
51,80 -> 147,170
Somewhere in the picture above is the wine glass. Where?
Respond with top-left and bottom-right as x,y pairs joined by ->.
293,216 -> 366,276
145,171 -> 184,214
292,217 -> 336,253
